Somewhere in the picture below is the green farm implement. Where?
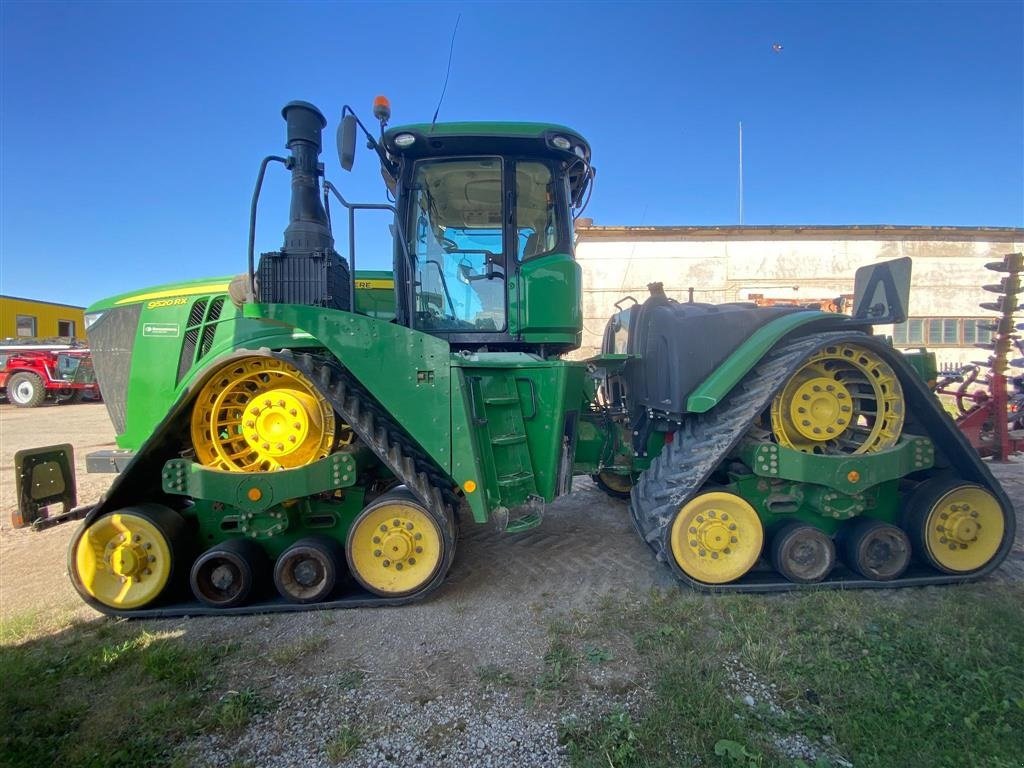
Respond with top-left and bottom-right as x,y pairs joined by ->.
45,98 -> 1012,616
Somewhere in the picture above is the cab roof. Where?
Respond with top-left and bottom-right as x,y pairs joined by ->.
382,121 -> 591,164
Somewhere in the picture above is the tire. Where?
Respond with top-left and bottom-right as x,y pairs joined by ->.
7,372 -> 45,407
770,522 -> 836,584
902,477 -> 1007,575
347,487 -> 450,598
840,519 -> 910,581
70,504 -> 188,610
273,537 -> 345,604
191,539 -> 267,608
592,470 -> 634,500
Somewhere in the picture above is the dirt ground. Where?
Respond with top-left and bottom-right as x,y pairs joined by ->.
2,402 -> 1022,767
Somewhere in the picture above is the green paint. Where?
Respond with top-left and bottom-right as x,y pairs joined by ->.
96,273 -> 393,451
901,347 -> 938,386
247,303 -> 454,473
730,474 -> 901,534
450,373 -> 489,523
188,493 -> 366,560
513,253 -> 583,346
685,311 -> 836,413
453,354 -> 588,510
736,436 -> 935,493
161,453 -> 357,512
572,413 -> 610,475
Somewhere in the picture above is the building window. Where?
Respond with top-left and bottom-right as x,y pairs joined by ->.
893,318 -> 925,345
58,319 -> 75,337
893,317 -> 994,348
15,315 -> 36,337
926,318 -> 958,345
962,319 -> 993,346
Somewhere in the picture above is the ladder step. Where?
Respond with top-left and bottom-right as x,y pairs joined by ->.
490,433 -> 528,446
483,396 -> 519,405
505,513 -> 542,533
497,471 -> 535,488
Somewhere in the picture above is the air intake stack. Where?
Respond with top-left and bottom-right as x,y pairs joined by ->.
256,101 -> 350,310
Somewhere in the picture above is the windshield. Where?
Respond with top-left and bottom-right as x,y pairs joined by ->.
408,158 -> 507,332
56,353 -> 82,380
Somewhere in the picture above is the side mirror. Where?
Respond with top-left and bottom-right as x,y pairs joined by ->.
853,257 -> 912,324
337,114 -> 357,171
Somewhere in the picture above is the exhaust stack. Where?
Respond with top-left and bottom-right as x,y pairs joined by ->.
281,101 -> 334,255
255,101 -> 350,310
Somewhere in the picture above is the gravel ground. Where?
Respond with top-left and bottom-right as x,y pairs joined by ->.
1,402 -> 1022,767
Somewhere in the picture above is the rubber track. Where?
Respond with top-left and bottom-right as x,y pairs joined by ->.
74,350 -> 460,618
630,331 -> 1016,593
277,349 -> 460,540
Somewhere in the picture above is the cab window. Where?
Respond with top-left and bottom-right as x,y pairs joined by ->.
407,158 -> 507,332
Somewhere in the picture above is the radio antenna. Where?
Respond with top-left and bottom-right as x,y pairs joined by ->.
430,14 -> 461,131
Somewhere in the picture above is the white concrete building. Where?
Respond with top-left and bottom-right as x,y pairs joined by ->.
573,222 -> 1023,370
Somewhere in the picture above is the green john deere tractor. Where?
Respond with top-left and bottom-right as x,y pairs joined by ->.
65,99 -> 1014,616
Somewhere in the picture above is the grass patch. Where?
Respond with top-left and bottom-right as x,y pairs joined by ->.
325,723 -> 363,762
562,708 -> 641,767
268,635 -> 326,665
538,639 -> 580,691
477,663 -> 517,688
563,585 -> 1024,768
0,615 -> 262,768
336,665 -> 366,690
211,688 -> 268,733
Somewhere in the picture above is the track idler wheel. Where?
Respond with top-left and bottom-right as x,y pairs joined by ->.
770,522 -> 836,584
904,477 -> 1007,574
190,539 -> 267,608
841,519 -> 911,580
71,504 -> 186,610
191,356 -> 337,472
273,537 -> 345,604
769,342 -> 904,455
347,487 -> 449,597
667,490 -> 764,585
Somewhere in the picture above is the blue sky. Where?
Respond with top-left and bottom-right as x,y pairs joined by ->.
2,1 -> 1021,307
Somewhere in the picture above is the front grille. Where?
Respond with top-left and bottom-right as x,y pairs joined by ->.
176,296 -> 225,383
88,304 -> 141,435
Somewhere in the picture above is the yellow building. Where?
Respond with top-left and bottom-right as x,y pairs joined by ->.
0,295 -> 87,341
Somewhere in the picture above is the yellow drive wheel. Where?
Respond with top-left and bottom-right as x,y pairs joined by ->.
669,491 -> 764,584
71,505 -> 185,610
905,478 -> 1007,574
190,356 -> 337,472
347,488 -> 446,597
770,342 -> 904,455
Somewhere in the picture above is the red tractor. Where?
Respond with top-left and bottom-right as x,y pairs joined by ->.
0,344 -> 100,407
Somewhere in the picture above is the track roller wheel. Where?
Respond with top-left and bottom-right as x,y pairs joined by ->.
668,490 -> 764,584
191,356 -> 337,472
904,478 -> 1007,574
273,537 -> 344,604
592,470 -> 635,500
347,487 -> 448,597
190,539 -> 267,608
770,522 -> 836,584
769,342 -> 904,455
841,519 -> 910,580
71,504 -> 186,610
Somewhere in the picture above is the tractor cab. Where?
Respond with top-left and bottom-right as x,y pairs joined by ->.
376,122 -> 593,355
